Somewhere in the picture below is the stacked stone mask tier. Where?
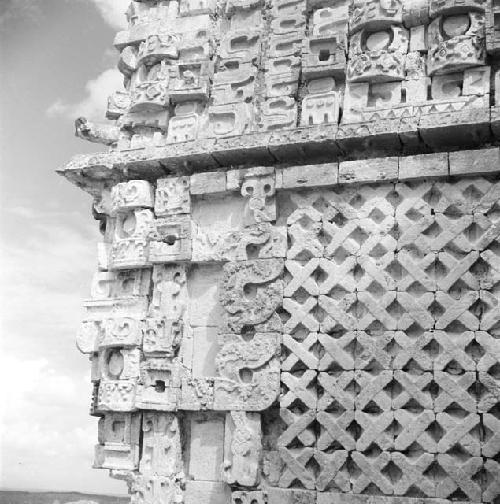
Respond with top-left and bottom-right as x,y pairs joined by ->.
70,0 -> 500,151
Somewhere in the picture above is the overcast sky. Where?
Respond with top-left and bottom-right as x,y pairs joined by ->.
0,0 -> 133,494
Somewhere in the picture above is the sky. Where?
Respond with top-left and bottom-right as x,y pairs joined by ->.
0,0 -> 134,494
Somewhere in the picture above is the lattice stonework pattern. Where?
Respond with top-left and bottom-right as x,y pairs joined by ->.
278,178 -> 500,502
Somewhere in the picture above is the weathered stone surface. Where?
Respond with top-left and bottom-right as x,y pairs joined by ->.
399,153 -> 449,180
219,259 -> 284,332
188,412 -> 225,481
223,411 -> 261,486
449,147 -> 500,176
339,157 -> 399,184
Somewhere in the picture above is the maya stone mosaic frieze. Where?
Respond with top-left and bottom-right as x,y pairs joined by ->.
61,0 -> 500,503
74,171 -> 500,504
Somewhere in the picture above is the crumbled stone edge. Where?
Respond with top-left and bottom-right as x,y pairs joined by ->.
58,145 -> 500,198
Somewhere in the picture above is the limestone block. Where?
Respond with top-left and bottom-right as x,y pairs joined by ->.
110,210 -> 154,269
169,62 -> 213,102
405,50 -> 427,79
97,379 -> 137,411
431,72 -> 465,101
427,12 -> 486,76
219,29 -> 261,64
177,31 -> 214,63
190,171 -> 226,195
433,370 -> 477,412
449,147 -> 500,176
150,264 -> 187,320
393,409 -> 437,453
129,474 -> 183,504
350,0 -> 403,34
240,168 -> 277,224
148,215 -> 192,263
350,450 -> 394,495
143,317 -> 182,356
212,64 -> 257,105
268,33 -> 303,58
311,5 -> 349,38
478,371 -> 500,413
300,92 -> 341,126
117,46 -> 137,77
188,412 -> 225,481
77,320 -> 101,354
403,0 -> 430,27
167,113 -> 201,144
227,166 -> 274,191
204,103 -> 254,138
315,449 -> 350,492
216,332 -> 280,380
339,157 -> 399,183
94,443 -> 139,471
99,420 -> 142,468
270,8 -> 306,35
267,488 -> 315,504
98,412 -> 141,445
281,163 -> 338,188
155,176 -> 190,217
483,412 -> 500,457
136,358 -> 180,410
192,222 -> 287,262
130,78 -> 170,113
110,181 -> 154,216
214,370 -> 280,410
435,454 -> 483,501
136,33 -> 180,67
270,0 -> 306,20
223,411 -> 261,486
463,65 -> 490,96
99,347 -> 141,381
180,377 -> 215,410
264,57 -> 301,97
348,27 -> 409,83
188,264 -> 225,327
301,35 -> 347,79
219,259 -> 284,332
399,153 -> 449,180
106,90 -> 131,120
277,445 -> 316,489
484,459 -> 500,502
184,481 -> 231,504
140,412 -> 182,476
257,97 -> 297,132
409,24 -> 427,51
191,327 -> 219,378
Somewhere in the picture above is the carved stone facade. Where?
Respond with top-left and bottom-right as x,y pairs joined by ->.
63,1 -> 500,504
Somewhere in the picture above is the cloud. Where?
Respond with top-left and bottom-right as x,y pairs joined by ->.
46,68 -> 123,122
0,0 -> 42,29
90,0 -> 130,30
0,206 -> 126,493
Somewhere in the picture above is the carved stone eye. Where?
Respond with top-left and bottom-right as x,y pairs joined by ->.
245,185 -> 254,195
107,350 -> 124,379
264,183 -> 272,193
365,30 -> 392,51
442,14 -> 470,38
